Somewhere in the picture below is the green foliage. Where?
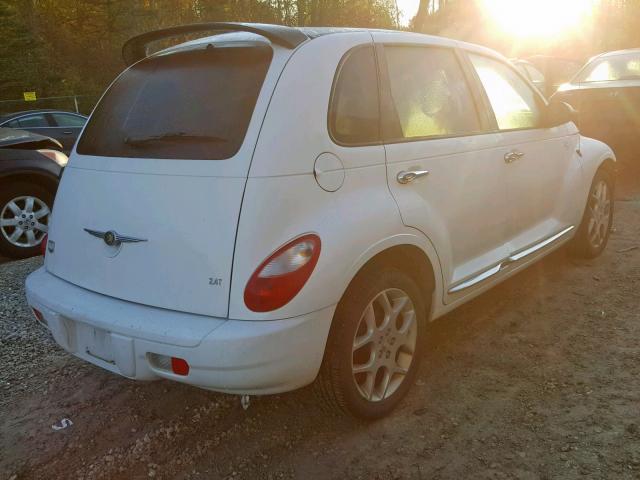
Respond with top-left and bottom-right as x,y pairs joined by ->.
0,0 -> 398,106
5,0 -> 637,111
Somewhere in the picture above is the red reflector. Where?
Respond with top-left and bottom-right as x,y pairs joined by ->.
171,357 -> 189,376
40,234 -> 48,257
32,308 -> 44,322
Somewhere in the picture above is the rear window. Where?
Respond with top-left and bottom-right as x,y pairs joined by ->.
77,45 -> 273,160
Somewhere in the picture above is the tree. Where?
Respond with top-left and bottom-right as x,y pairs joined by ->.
0,0 -> 399,111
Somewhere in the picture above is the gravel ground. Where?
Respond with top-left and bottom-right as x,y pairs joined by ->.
1,197 -> 640,480
0,256 -> 62,404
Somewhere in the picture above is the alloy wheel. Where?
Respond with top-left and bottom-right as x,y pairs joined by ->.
587,180 -> 611,250
0,196 -> 50,248
352,288 -> 417,402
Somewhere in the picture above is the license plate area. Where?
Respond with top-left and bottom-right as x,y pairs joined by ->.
78,324 -> 115,364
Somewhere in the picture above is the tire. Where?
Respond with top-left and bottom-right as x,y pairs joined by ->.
569,168 -> 614,259
0,182 -> 53,259
316,265 -> 428,419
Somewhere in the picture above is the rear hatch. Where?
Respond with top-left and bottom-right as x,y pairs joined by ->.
46,37 -> 284,317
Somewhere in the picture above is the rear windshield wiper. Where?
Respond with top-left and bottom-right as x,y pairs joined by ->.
124,132 -> 227,146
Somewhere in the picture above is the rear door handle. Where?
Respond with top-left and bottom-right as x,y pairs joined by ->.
397,170 -> 430,184
63,130 -> 73,135
504,151 -> 525,163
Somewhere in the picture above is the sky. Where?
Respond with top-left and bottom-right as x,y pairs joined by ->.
397,0 -> 421,26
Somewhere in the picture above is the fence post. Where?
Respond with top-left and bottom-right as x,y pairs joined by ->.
74,96 -> 79,113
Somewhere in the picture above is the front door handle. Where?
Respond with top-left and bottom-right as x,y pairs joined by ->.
504,151 -> 525,163
397,170 -> 430,184
63,130 -> 73,135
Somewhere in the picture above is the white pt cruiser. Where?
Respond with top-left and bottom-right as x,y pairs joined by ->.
26,23 -> 615,418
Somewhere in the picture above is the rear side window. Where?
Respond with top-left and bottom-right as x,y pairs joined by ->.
52,113 -> 86,127
77,45 -> 273,160
384,47 -> 481,140
329,45 -> 380,145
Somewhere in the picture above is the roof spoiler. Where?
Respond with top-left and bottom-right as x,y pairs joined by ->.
122,22 -> 309,66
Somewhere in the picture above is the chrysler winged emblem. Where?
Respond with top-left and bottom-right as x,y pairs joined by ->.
84,228 -> 147,247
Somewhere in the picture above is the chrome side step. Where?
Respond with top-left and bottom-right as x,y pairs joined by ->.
448,225 -> 575,294
448,263 -> 502,294
507,226 -> 575,263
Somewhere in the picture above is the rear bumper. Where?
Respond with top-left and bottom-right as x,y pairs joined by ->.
25,267 -> 335,395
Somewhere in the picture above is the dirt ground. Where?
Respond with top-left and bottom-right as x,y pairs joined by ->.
2,187 -> 640,480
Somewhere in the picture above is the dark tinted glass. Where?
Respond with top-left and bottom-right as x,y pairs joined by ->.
77,45 -> 273,160
18,114 -> 49,128
385,47 -> 481,140
52,113 -> 86,127
329,46 -> 380,145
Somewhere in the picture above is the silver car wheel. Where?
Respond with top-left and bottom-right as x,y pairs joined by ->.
0,195 -> 50,248
587,179 -> 611,250
352,288 -> 417,402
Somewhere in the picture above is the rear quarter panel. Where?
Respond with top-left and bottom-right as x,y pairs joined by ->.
229,167 -> 444,321
229,33 -> 444,321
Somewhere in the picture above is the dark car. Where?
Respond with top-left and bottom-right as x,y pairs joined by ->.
525,55 -> 584,98
0,128 -> 67,259
552,48 -> 640,157
0,110 -> 87,155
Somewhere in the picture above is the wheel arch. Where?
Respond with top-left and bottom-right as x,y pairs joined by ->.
598,157 -> 616,176
0,171 -> 59,195
579,136 -> 617,181
341,234 -> 443,320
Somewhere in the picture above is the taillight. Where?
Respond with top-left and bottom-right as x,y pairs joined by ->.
244,234 -> 321,312
40,234 -> 48,257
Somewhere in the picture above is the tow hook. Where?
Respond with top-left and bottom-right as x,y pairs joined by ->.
240,395 -> 251,411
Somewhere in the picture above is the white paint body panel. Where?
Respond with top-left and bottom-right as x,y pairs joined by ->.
26,268 -> 333,394
46,168 -> 244,317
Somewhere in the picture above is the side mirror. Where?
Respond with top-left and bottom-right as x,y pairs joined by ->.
544,100 -> 578,128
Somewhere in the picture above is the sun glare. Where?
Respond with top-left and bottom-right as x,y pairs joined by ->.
482,0 -> 596,39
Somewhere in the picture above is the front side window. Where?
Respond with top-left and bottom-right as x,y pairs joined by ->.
77,45 -> 273,160
329,45 -> 380,145
470,54 -> 542,131
384,46 -> 481,140
52,113 -> 86,128
576,53 -> 640,83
